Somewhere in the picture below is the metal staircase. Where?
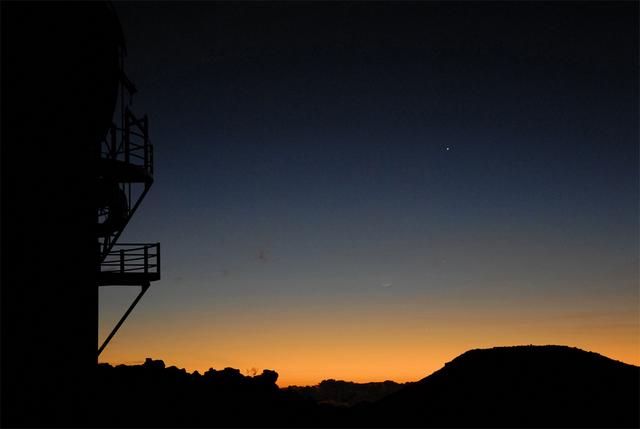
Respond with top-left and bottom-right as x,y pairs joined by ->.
97,52 -> 160,357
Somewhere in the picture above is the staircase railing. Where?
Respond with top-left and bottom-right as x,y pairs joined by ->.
98,183 -> 152,261
98,100 -> 154,261
102,108 -> 153,177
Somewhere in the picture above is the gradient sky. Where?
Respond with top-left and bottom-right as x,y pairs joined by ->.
99,1 -> 639,386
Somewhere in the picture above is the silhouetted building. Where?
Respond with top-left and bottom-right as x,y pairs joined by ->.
1,3 -> 159,426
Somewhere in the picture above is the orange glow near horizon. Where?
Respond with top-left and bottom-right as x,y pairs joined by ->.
99,289 -> 639,387
93,0 -> 639,391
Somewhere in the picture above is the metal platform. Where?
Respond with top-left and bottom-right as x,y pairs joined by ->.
98,243 -> 160,284
97,243 -> 160,356
98,271 -> 160,286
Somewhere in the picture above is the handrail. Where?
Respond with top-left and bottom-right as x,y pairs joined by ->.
99,243 -> 160,277
102,253 -> 155,265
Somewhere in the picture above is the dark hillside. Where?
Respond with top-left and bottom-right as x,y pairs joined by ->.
354,345 -> 639,428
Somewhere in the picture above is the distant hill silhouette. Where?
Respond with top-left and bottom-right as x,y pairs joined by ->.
286,379 -> 408,407
90,346 -> 638,427
352,345 -> 639,428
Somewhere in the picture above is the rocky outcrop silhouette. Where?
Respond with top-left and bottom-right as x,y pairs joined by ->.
95,359 -> 333,427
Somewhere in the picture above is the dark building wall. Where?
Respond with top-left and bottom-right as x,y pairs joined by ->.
1,3 -> 121,425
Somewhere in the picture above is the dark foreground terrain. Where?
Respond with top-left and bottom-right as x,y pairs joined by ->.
92,345 -> 639,428
286,379 -> 408,407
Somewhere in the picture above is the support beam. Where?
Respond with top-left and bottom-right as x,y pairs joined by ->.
97,282 -> 149,356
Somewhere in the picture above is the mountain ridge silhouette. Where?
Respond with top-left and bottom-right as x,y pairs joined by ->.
351,345 -> 639,428
91,345 -> 638,427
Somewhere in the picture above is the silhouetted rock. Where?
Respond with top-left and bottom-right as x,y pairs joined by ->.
255,369 -> 280,388
143,357 -> 165,370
